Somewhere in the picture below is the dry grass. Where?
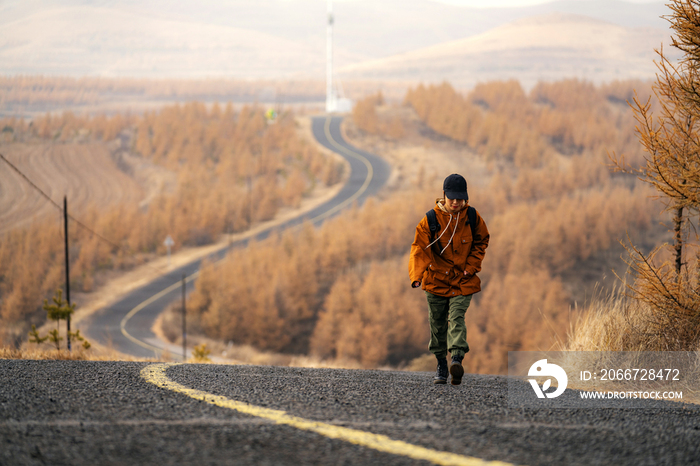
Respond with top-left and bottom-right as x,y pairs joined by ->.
0,346 -> 152,361
565,286 -> 700,353
562,288 -> 700,404
565,288 -> 643,352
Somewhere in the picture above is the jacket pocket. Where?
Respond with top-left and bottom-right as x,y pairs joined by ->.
458,231 -> 473,259
426,263 -> 451,295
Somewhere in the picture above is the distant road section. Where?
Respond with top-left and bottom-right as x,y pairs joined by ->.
84,115 -> 390,359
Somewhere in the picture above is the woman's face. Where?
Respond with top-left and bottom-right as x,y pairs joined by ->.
444,195 -> 465,213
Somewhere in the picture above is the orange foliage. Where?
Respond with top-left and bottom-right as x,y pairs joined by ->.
2,79 -> 662,371
1,111 -> 136,142
0,76 -> 410,111
485,185 -> 654,276
0,104 -> 343,345
310,258 -> 427,367
185,193 -> 429,363
468,268 -> 570,373
184,176 -> 655,371
405,79 -> 650,168
352,93 -> 381,134
179,79 -> 660,372
352,92 -> 405,139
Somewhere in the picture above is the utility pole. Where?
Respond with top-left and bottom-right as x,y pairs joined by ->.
64,196 -> 71,352
326,0 -> 336,113
182,273 -> 186,362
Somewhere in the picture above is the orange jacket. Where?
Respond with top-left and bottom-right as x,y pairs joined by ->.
409,200 -> 490,297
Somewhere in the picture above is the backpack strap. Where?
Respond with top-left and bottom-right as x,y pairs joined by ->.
426,209 -> 439,243
426,206 -> 477,249
466,206 -> 477,241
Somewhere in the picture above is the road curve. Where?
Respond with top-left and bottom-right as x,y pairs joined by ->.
83,115 -> 391,359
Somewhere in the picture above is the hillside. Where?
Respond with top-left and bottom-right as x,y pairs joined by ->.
0,6 -> 328,79
338,13 -> 678,88
0,143 -> 151,235
0,0 -> 670,83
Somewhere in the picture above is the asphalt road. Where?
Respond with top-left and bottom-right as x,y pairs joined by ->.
2,360 -> 699,465
82,115 -> 391,359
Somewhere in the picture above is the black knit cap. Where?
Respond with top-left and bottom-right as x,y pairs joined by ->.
443,174 -> 468,200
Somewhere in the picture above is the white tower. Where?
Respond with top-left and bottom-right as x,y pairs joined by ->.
326,0 -> 337,112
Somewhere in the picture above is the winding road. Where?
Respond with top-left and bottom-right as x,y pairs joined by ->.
83,115 -> 391,359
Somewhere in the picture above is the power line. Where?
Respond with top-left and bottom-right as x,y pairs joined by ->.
0,151 -> 168,274
1,152 -> 63,211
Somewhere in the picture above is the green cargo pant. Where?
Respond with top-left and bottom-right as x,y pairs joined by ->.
426,292 -> 472,360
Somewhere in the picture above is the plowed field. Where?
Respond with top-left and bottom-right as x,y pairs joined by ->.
0,142 -> 144,234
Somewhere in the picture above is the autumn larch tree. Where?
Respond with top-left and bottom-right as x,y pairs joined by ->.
611,0 -> 700,350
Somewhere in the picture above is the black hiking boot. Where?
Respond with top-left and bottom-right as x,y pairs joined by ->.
449,356 -> 464,385
433,358 -> 448,384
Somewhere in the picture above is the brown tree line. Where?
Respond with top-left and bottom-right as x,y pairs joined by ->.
1,77 -> 662,368
596,0 -> 700,352
0,104 -> 343,345
180,77 -> 658,372
0,76 -> 409,109
404,79 -> 651,169
181,178 -> 654,371
351,92 -> 405,139
182,195 -> 429,367
0,76 -> 323,107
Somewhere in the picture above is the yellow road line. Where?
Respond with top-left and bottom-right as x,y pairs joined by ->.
120,116 -> 376,356
120,272 -> 200,354
141,363 -> 515,466
303,115 -> 374,224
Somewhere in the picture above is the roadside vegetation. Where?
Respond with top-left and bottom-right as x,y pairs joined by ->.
0,103 -> 344,346
157,76 -> 663,374
566,0 -> 700,354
